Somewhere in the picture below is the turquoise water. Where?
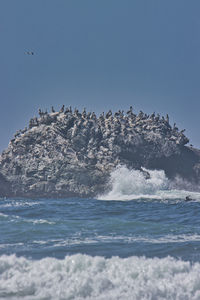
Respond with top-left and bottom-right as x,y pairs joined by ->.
1,196 -> 200,299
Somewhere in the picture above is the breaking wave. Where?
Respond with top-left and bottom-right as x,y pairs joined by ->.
1,254 -> 200,300
99,166 -> 200,201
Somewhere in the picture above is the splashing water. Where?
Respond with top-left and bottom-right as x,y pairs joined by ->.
98,166 -> 200,201
1,254 -> 200,300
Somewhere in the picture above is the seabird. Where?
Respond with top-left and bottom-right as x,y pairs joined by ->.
25,51 -> 34,55
60,105 -> 65,113
185,196 -> 192,202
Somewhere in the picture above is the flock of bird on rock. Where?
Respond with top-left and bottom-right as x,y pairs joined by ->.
15,105 -> 188,147
4,105 -> 195,200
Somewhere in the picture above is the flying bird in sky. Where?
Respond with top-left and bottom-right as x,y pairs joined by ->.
25,51 -> 34,55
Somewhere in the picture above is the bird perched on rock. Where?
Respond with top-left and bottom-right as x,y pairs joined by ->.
127,106 -> 133,115
60,105 -> 65,113
38,109 -> 43,117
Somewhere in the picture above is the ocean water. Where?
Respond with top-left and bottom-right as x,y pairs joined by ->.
1,167 -> 200,299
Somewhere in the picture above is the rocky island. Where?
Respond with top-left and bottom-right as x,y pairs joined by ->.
0,106 -> 200,198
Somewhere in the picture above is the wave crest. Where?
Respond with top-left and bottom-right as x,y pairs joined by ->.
1,254 -> 200,299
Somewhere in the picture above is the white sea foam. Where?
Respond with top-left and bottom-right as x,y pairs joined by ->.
0,213 -> 55,225
0,201 -> 39,208
0,243 -> 24,249
98,166 -> 200,201
77,234 -> 200,245
27,218 -> 55,225
0,254 -> 200,299
0,212 -> 9,218
30,233 -> 200,248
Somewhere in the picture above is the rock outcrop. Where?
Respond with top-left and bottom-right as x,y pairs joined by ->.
0,106 -> 200,198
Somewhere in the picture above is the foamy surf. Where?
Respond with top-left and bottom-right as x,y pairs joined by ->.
98,166 -> 200,201
33,234 -> 200,246
1,254 -> 200,300
1,232 -> 200,252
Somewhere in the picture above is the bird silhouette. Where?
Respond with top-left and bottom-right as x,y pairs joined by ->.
25,51 -> 34,55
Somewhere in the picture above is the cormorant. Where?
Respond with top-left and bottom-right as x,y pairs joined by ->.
60,105 -> 65,113
127,106 -> 133,115
38,109 -> 43,117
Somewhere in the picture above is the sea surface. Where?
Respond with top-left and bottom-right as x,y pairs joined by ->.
1,167 -> 200,299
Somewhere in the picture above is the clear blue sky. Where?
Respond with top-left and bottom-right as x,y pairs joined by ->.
0,0 -> 200,152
